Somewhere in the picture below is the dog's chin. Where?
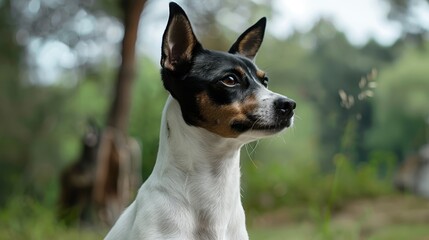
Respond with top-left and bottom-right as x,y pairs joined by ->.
254,119 -> 292,131
232,117 -> 293,139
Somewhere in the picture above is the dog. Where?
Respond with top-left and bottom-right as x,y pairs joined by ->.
105,2 -> 296,239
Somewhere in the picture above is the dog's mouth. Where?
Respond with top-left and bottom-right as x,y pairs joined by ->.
231,116 -> 293,134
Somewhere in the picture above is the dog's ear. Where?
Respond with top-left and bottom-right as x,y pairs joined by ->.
228,17 -> 266,61
161,2 -> 201,71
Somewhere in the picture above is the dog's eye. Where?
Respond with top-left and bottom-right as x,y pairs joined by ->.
220,75 -> 240,87
262,76 -> 269,87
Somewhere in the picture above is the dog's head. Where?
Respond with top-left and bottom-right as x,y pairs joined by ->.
161,2 -> 295,139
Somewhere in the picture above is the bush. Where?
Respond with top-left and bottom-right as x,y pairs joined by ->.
242,151 -> 396,214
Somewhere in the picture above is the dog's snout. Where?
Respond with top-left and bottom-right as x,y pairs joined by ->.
274,98 -> 296,117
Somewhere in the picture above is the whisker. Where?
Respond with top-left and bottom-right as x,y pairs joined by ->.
280,133 -> 287,144
249,156 -> 258,169
245,143 -> 251,158
249,140 -> 260,155
244,143 -> 258,169
249,115 -> 264,131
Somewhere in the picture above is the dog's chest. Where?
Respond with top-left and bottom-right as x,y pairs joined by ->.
149,186 -> 245,240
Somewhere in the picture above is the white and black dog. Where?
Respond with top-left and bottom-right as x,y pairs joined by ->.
106,2 -> 295,239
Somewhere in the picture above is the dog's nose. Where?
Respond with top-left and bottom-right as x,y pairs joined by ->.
274,98 -> 296,117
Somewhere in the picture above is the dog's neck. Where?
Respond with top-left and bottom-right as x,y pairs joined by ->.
151,96 -> 245,217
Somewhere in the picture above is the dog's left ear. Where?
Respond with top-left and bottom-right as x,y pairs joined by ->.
161,2 -> 201,71
228,17 -> 266,61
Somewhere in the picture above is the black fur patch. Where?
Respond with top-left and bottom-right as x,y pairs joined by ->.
161,50 -> 265,129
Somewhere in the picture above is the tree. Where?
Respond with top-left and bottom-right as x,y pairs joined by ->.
91,0 -> 147,225
297,20 -> 396,166
383,0 -> 429,44
368,44 -> 429,157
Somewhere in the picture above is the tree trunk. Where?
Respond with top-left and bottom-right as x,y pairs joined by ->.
93,0 -> 146,225
108,0 -> 147,132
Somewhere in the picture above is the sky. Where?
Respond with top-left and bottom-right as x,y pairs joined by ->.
270,0 -> 402,45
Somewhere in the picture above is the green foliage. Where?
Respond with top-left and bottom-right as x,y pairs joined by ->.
0,196 -> 106,240
0,0 -> 25,204
129,58 -> 168,180
368,45 -> 429,155
243,153 -> 396,214
309,24 -> 388,165
0,60 -> 114,204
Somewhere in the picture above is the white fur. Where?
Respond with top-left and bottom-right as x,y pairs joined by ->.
106,95 -> 291,239
107,97 -> 245,239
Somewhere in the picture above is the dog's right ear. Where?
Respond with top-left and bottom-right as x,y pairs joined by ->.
161,2 -> 201,71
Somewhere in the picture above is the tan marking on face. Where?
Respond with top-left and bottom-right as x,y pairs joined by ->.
235,66 -> 245,77
196,92 -> 258,138
256,69 -> 265,79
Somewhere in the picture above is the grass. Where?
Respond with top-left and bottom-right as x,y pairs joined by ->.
368,224 -> 429,240
1,195 -> 429,240
248,195 -> 429,240
0,196 -> 106,240
249,224 -> 429,240
250,224 -> 315,240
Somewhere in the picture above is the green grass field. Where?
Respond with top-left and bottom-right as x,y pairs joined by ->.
1,195 -> 429,240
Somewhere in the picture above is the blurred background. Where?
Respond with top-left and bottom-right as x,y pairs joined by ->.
1,0 -> 429,239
